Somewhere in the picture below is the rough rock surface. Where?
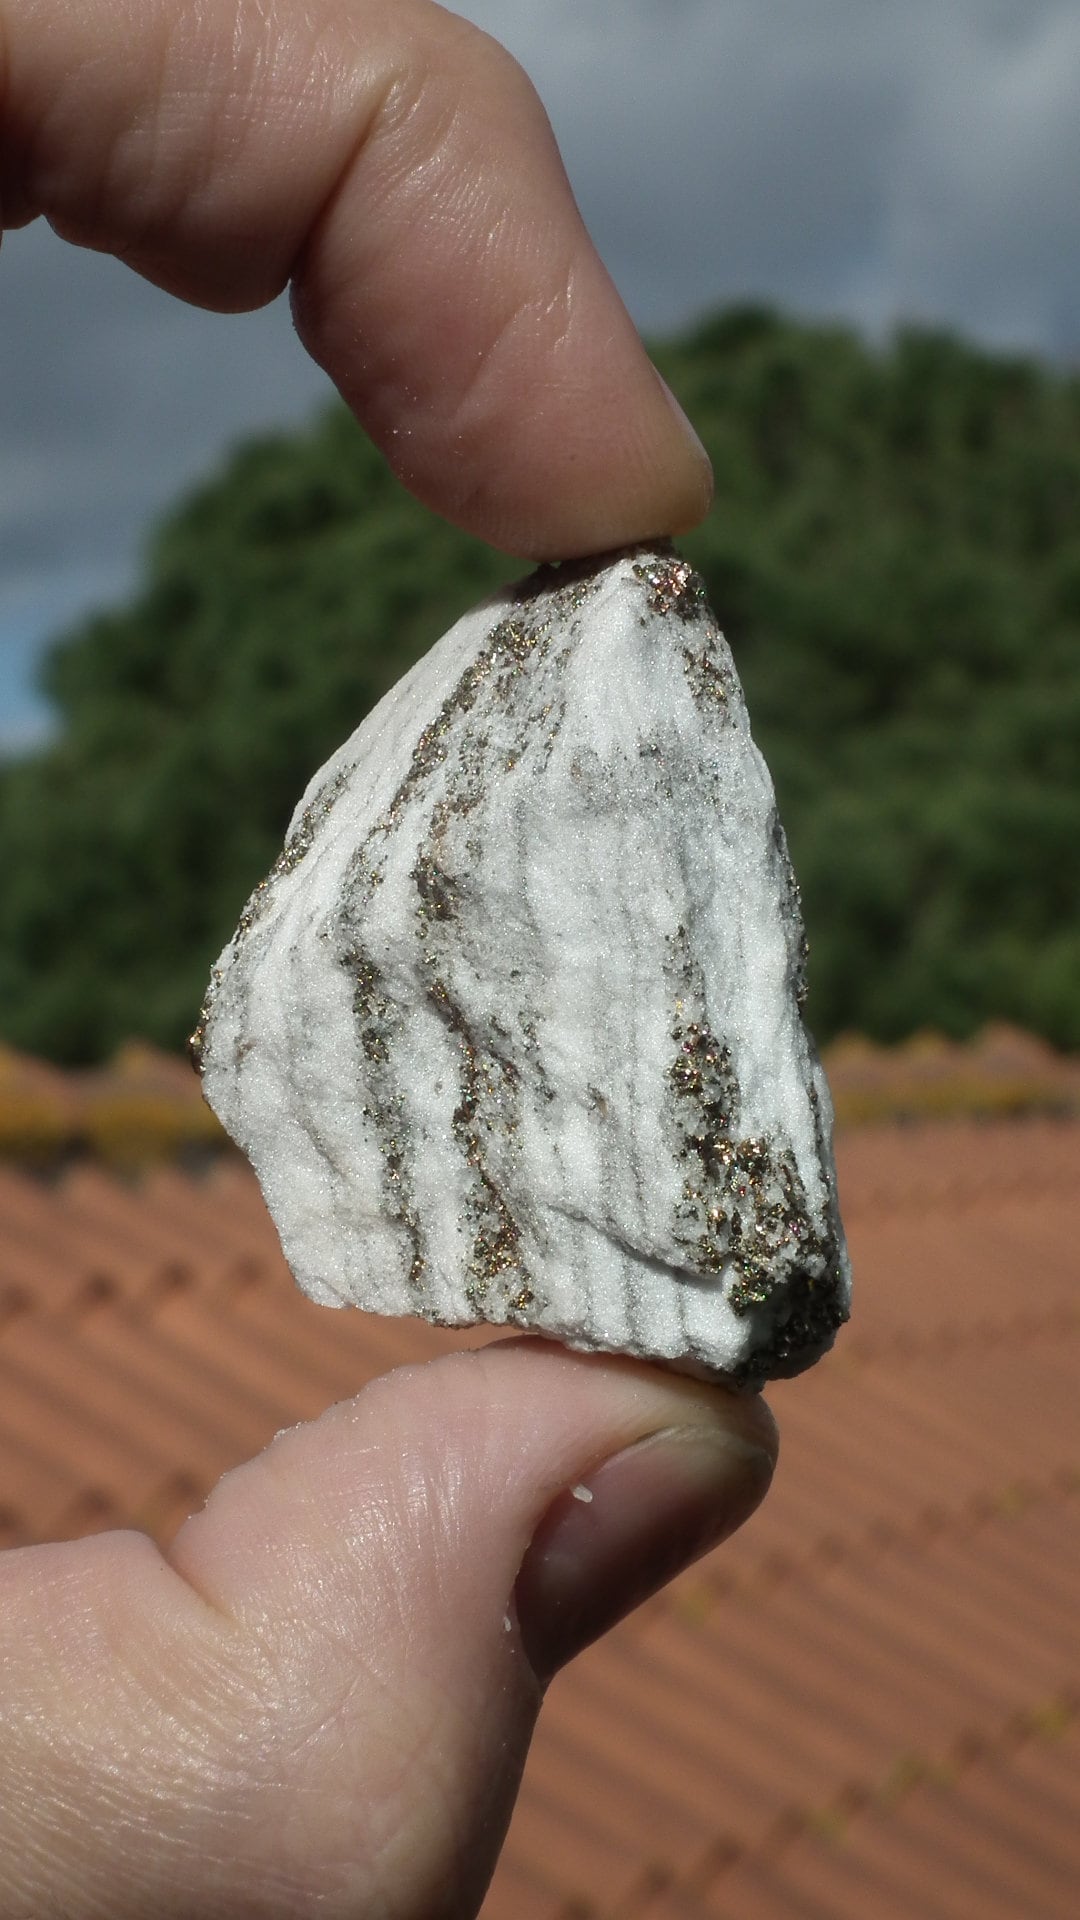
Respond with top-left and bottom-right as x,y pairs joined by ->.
195,547 -> 850,1386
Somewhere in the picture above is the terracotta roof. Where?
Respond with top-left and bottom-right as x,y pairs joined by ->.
1,1115 -> 1078,1918
0,1039 -> 226,1165
3,1025 -> 1078,1170
824,1022 -> 1080,1126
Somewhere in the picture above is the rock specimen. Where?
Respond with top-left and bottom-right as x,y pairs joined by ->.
194,546 -> 850,1386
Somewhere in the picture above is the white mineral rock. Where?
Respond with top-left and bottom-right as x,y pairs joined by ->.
195,547 -> 850,1386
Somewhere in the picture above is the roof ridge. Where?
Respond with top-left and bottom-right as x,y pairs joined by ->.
0,1254 -> 272,1331
624,1687 -> 1080,1919
4,1273 -> 1073,1373
841,1166 -> 1079,1218
841,1298 -> 1079,1370
652,1463 -> 1080,1630
1,1465 -> 215,1551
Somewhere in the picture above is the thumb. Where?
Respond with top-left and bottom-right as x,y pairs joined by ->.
0,1341 -> 775,1920
172,1340 -> 776,1916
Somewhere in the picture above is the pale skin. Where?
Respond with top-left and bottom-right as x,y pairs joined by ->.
0,5 -> 778,1916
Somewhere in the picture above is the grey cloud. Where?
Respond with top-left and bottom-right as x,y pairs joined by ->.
0,226 -> 332,743
875,4 -> 1080,346
457,0 -> 1080,345
1,225 -> 332,563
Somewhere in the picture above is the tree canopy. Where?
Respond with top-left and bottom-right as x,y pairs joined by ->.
2,306 -> 1078,1062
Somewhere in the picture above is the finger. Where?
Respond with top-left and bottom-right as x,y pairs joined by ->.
0,0 -> 712,556
0,1343 -> 775,1919
168,1341 -> 776,1914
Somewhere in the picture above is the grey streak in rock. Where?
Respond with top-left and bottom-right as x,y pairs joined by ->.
196,546 -> 851,1387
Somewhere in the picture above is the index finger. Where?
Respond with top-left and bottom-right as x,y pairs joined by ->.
0,0 -> 713,556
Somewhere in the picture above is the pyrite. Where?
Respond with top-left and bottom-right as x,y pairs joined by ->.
196,547 -> 850,1386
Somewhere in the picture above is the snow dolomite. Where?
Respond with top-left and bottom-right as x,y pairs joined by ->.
194,547 -> 850,1387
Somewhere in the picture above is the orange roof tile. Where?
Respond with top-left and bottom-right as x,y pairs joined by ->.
3,1028 -> 1078,1170
0,1113 -> 1077,1918
824,1024 -> 1080,1126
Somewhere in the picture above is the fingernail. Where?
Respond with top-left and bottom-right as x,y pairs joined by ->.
654,368 -> 714,493
514,1418 -> 775,1682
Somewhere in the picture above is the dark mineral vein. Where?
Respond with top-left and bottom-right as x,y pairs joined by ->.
345,939 -> 427,1294
328,576 -> 588,1310
664,924 -> 838,1320
427,976 -> 535,1318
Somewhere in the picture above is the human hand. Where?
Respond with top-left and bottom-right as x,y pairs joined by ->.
0,7 -> 771,1918
0,0 -> 712,559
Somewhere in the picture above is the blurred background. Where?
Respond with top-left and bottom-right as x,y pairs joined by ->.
1,6 -> 1078,1917
2,0 -> 1079,1065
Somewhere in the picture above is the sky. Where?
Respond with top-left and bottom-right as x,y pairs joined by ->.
3,0 -> 1080,750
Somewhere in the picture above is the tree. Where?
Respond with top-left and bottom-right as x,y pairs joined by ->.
2,309 -> 1078,1061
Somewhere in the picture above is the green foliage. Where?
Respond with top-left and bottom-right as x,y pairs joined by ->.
2,309 -> 1079,1062
653,311 -> 1080,1049
0,411 -> 514,1061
